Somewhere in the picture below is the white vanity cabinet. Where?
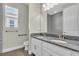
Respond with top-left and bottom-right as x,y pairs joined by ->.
31,37 -> 42,56
63,4 -> 79,36
31,37 -> 79,56
43,41 -> 79,56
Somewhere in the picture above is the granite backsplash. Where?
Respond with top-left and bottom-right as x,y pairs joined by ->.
31,33 -> 79,41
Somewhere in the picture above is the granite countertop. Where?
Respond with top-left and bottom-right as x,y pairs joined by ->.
32,35 -> 79,52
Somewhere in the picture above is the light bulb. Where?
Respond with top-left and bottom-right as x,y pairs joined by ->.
42,3 -> 58,11
42,4 -> 46,8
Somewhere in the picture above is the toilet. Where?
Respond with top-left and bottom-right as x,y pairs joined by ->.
24,41 -> 29,51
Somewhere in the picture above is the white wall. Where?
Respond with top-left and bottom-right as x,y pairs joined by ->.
2,3 -> 29,52
29,3 -> 41,33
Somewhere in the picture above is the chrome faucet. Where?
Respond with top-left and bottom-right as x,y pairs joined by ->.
62,34 -> 65,40
58,34 -> 64,40
43,33 -> 46,38
58,34 -> 61,40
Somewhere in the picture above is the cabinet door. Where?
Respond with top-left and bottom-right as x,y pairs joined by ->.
31,38 -> 37,55
42,48 -> 51,56
31,38 -> 42,56
35,45 -> 41,56
63,4 -> 78,36
42,47 -> 59,56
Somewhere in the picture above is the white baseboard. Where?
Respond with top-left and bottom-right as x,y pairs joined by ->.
2,45 -> 24,53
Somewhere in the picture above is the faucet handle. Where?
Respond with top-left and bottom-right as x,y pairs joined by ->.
62,35 -> 64,40
58,35 -> 61,39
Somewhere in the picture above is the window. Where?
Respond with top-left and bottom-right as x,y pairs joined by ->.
5,5 -> 18,28
10,19 -> 15,27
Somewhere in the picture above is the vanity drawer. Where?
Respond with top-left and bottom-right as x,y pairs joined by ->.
42,48 -> 52,56
71,51 -> 79,56
43,41 -> 72,56
31,37 -> 42,56
42,47 -> 59,56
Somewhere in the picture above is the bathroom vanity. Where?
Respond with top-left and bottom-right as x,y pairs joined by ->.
31,35 -> 79,56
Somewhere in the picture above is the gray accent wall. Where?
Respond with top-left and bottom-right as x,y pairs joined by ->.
47,14 -> 52,34
47,12 -> 63,35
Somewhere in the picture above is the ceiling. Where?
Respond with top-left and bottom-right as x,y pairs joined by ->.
47,3 -> 77,15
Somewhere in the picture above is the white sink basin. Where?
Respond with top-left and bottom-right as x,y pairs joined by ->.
50,40 -> 67,44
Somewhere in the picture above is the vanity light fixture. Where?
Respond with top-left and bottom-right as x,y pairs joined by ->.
43,3 -> 58,11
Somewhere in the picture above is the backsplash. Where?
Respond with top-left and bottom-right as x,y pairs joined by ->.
31,33 -> 79,41
64,35 -> 79,41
